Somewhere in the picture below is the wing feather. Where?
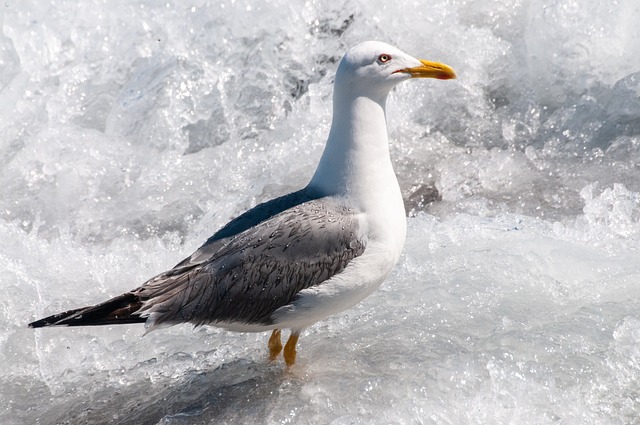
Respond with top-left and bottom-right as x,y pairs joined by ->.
135,196 -> 365,329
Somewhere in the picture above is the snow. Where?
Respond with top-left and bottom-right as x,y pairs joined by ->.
2,0 -> 640,424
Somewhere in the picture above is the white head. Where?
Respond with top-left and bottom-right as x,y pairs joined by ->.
334,41 -> 456,101
309,41 -> 456,199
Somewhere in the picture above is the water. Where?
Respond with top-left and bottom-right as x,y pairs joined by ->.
2,0 -> 640,424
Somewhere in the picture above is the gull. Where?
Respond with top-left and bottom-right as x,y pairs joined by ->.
29,41 -> 456,366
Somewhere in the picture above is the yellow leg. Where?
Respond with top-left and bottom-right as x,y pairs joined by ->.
283,332 -> 300,367
268,329 -> 283,361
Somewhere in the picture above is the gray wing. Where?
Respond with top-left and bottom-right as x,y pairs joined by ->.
169,188 -> 322,271
133,196 -> 366,328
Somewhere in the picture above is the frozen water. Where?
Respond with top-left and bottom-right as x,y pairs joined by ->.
2,0 -> 640,424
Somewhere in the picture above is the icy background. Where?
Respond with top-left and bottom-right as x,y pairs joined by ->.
2,0 -> 640,423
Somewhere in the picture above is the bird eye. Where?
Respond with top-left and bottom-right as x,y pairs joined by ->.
378,54 -> 392,63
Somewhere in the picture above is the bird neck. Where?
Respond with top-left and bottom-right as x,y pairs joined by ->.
308,92 -> 402,213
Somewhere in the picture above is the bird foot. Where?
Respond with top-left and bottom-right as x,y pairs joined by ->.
268,329 -> 282,361
283,332 -> 299,367
267,329 -> 300,366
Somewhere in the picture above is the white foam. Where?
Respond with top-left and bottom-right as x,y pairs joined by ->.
1,0 -> 640,424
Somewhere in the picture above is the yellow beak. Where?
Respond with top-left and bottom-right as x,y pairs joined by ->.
397,59 -> 457,80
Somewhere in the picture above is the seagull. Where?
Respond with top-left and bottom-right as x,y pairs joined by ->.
29,41 -> 456,366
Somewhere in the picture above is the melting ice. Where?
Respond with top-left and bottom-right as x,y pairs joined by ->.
1,0 -> 640,424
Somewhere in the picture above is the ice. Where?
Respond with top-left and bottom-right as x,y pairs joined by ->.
2,0 -> 640,423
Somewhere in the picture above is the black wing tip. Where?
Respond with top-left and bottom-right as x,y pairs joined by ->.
28,310 -> 78,328
28,320 -> 45,328
28,316 -> 147,328
28,319 -> 49,328
28,292 -> 147,329
28,319 -> 65,328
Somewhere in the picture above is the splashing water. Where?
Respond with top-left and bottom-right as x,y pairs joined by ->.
1,0 -> 640,424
